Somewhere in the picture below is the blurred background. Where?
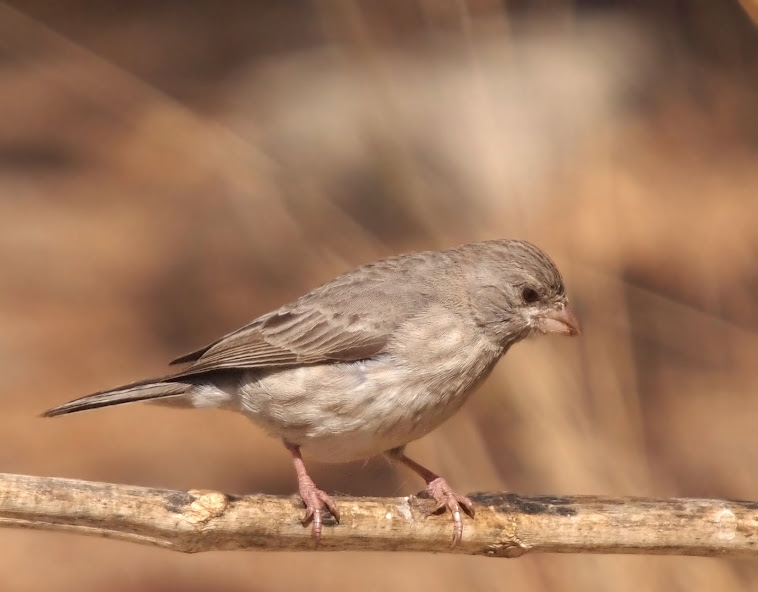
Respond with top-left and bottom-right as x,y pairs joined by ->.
1,0 -> 757,590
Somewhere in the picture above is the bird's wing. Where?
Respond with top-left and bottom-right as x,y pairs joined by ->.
168,255 -> 438,377
169,308 -> 391,377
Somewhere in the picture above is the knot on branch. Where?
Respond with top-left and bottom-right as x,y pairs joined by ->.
174,490 -> 229,526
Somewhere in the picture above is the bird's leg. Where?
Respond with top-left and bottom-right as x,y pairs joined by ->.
284,442 -> 340,539
386,446 -> 474,546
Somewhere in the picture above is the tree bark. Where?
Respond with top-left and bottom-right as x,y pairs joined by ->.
0,473 -> 756,556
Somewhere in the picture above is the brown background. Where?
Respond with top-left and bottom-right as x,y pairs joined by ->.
1,1 -> 757,590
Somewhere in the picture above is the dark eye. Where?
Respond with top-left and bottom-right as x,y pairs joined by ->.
521,287 -> 540,303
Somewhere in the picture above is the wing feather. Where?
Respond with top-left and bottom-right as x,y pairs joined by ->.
170,308 -> 390,378
168,250 -> 444,378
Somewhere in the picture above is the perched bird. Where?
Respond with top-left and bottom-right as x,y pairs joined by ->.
44,239 -> 581,545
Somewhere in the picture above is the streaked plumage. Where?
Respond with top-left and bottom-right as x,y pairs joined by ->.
44,238 -> 580,544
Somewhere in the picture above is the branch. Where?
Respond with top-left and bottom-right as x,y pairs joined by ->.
0,473 -> 756,556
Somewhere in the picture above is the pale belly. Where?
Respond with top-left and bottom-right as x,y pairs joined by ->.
234,345 -> 499,463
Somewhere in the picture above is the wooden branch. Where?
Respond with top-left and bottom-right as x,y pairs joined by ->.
0,472 -> 756,557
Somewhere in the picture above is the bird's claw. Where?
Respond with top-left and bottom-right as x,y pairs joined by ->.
298,479 -> 340,540
420,477 -> 475,547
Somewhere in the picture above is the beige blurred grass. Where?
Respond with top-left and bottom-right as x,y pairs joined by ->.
1,2 -> 757,591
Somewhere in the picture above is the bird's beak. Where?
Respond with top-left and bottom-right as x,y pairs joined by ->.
536,304 -> 582,336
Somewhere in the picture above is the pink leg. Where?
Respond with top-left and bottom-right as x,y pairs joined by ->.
387,446 -> 474,547
285,442 -> 340,539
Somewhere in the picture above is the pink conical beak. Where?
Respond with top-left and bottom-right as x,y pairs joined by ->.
537,305 -> 582,336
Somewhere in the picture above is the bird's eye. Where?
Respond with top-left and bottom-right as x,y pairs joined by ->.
521,287 -> 540,303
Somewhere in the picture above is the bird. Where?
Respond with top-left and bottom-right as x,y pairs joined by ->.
44,238 -> 581,545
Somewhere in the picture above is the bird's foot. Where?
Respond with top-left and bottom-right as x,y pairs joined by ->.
297,475 -> 340,540
419,477 -> 475,547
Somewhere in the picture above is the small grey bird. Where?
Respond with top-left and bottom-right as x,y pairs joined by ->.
44,239 -> 580,544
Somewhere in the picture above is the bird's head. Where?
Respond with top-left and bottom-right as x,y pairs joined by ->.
461,239 -> 581,347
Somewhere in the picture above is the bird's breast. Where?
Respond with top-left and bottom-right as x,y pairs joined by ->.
236,318 -> 501,462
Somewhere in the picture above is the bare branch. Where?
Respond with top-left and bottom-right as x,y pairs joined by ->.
0,473 -> 756,556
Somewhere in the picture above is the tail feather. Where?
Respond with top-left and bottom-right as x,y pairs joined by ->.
42,378 -> 191,417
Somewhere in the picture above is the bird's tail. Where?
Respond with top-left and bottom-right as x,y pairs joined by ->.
42,377 -> 192,417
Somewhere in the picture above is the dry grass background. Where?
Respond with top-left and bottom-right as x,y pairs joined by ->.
0,1 -> 757,590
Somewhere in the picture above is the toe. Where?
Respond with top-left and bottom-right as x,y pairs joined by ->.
301,505 -> 315,526
320,492 -> 341,523
458,495 -> 475,518
451,514 -> 463,547
310,510 -> 323,539
428,499 -> 447,515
